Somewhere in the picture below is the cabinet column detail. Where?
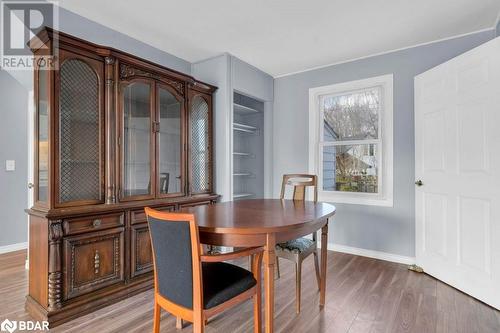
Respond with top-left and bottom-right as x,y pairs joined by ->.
48,220 -> 63,310
105,56 -> 116,204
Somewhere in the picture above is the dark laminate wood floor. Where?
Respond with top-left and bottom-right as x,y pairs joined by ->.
1,250 -> 499,332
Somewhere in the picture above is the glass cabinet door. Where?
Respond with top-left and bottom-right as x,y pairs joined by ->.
189,94 -> 212,194
157,85 -> 183,197
121,80 -> 154,199
57,54 -> 104,205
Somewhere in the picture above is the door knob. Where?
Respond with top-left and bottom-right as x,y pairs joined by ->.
28,183 -> 34,189
415,180 -> 423,186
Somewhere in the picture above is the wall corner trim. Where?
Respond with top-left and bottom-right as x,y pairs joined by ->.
319,241 -> 415,265
0,242 -> 28,255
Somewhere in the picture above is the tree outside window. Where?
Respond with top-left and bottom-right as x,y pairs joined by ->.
321,87 -> 381,194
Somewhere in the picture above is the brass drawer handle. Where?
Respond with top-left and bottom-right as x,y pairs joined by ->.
94,250 -> 100,274
92,219 -> 102,228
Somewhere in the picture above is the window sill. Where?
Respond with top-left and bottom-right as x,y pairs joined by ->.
318,192 -> 393,207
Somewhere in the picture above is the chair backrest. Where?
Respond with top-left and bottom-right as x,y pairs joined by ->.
280,174 -> 318,202
145,207 -> 202,310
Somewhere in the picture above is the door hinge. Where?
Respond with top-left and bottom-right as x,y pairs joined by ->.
152,121 -> 160,133
118,136 -> 121,146
408,264 -> 424,273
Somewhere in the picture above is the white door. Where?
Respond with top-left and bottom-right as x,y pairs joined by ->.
415,37 -> 500,310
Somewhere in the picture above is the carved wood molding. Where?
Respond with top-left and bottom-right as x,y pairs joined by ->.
105,56 -> 115,65
119,63 -> 184,95
48,221 -> 63,310
105,56 -> 117,204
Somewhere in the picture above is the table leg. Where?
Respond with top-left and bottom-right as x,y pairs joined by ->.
264,233 -> 276,333
320,221 -> 329,307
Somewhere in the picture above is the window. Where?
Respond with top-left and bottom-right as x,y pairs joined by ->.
309,74 -> 393,206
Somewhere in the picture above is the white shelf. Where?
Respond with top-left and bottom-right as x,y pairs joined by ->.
234,103 -> 260,115
234,127 -> 255,134
233,173 -> 252,177
233,151 -> 253,157
233,193 -> 254,199
234,122 -> 257,130
233,122 -> 258,134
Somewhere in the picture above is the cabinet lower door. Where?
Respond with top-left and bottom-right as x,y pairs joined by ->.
130,223 -> 153,278
63,228 -> 124,300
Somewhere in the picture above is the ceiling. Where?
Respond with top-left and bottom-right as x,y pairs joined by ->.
58,0 -> 500,77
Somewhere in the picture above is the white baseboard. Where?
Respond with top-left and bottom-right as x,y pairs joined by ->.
319,241 -> 415,265
0,242 -> 28,255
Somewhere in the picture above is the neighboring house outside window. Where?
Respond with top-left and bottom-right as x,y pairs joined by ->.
308,74 -> 393,206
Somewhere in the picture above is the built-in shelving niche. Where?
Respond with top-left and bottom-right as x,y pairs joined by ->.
232,92 -> 264,200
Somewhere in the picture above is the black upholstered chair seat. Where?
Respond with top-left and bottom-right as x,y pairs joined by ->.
202,262 -> 257,309
276,237 -> 314,254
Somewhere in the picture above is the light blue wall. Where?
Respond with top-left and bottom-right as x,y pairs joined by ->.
0,72 -> 29,247
192,54 -> 274,201
273,29 -> 496,258
0,6 -> 191,248
56,7 -> 191,74
232,57 -> 274,101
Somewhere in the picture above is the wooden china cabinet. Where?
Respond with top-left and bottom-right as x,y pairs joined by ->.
26,28 -> 217,326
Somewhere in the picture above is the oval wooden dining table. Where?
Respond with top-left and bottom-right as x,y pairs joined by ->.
183,199 -> 336,333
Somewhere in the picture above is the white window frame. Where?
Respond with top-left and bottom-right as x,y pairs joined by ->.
308,74 -> 393,207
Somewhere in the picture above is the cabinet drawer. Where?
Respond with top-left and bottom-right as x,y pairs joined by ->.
63,227 -> 124,300
179,201 -> 211,208
130,223 -> 153,278
131,206 -> 174,224
63,213 -> 124,235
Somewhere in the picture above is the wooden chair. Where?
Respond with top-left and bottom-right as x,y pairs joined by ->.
145,207 -> 263,333
275,174 -> 321,313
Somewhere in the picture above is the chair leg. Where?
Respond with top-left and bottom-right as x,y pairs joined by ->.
193,316 -> 205,333
176,317 -> 183,329
252,252 -> 263,333
253,290 -> 262,333
276,256 -> 280,279
153,302 -> 161,333
313,250 -> 321,291
295,259 -> 302,314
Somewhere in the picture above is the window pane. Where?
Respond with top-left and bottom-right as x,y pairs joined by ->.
323,144 -> 378,193
323,87 -> 380,141
158,88 -> 181,194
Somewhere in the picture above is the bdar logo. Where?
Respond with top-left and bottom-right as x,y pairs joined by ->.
0,319 -> 17,333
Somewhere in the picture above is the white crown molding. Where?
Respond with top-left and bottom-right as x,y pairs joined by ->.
318,241 -> 415,265
0,242 -> 28,255
191,52 -> 229,65
274,27 -> 495,79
